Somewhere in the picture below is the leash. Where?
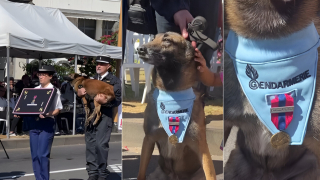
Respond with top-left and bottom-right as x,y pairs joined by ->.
187,16 -> 218,51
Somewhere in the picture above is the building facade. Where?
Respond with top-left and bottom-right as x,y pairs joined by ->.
11,0 -> 121,81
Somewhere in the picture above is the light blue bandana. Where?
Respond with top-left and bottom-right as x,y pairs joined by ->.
153,88 -> 196,143
225,23 -> 320,145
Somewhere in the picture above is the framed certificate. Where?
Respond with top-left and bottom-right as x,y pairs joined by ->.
13,88 -> 57,115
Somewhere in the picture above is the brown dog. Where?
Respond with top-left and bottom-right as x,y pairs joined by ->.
224,0 -> 320,179
66,73 -> 115,126
136,32 -> 216,180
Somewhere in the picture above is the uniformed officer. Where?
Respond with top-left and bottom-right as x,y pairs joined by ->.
77,56 -> 121,180
25,65 -> 62,180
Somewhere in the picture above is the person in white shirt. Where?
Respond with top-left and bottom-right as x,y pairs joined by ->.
25,65 -> 62,180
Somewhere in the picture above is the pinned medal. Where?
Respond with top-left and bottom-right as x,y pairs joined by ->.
270,94 -> 294,149
271,131 -> 290,149
169,135 -> 178,145
168,117 -> 180,145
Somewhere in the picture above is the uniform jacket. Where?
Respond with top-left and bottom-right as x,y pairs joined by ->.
75,72 -> 121,123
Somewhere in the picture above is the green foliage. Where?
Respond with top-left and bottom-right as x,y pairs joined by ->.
78,31 -> 119,76
78,58 -> 97,77
22,59 -> 74,82
78,57 -> 116,76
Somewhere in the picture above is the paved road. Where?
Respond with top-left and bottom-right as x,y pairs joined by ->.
0,143 -> 121,180
122,148 -> 224,180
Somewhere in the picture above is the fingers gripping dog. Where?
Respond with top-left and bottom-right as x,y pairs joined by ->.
136,32 -> 216,180
66,73 -> 115,126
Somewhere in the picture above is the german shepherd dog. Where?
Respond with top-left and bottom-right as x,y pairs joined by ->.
224,0 -> 320,179
136,32 -> 216,180
65,74 -> 115,126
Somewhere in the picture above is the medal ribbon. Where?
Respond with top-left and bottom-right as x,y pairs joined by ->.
271,94 -> 294,130
169,117 -> 180,134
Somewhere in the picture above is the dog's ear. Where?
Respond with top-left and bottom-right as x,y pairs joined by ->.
73,73 -> 81,79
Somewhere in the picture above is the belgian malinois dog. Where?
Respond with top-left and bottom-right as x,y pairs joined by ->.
224,0 -> 320,179
136,32 -> 216,180
66,74 -> 115,126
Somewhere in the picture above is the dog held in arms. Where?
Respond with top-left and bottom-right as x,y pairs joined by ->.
136,32 -> 216,180
224,0 -> 320,179
66,73 -> 115,126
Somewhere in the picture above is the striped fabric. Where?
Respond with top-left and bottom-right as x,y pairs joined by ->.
169,117 -> 180,134
271,94 -> 294,130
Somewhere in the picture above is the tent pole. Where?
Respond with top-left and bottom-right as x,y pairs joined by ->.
6,47 -> 10,139
73,55 -> 77,135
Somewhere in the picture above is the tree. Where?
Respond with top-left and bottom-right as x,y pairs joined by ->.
22,59 -> 74,82
75,31 -> 119,76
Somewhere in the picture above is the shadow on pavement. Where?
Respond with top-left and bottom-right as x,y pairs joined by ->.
123,112 -> 144,119
0,171 -> 26,179
123,155 -> 223,179
68,172 -> 120,180
123,155 -> 158,179
107,172 -> 121,180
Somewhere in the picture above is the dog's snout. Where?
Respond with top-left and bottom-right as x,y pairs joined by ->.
137,46 -> 146,54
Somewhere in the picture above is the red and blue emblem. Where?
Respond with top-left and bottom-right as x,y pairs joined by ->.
169,117 -> 180,134
271,94 -> 294,131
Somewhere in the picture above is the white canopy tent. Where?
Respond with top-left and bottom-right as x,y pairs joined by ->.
0,0 -> 122,59
0,0 -> 122,138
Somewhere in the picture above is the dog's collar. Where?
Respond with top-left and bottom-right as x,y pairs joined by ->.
153,88 -> 196,144
225,23 -> 320,145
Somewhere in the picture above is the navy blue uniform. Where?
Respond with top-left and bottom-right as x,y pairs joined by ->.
84,72 -> 121,178
24,83 -> 62,180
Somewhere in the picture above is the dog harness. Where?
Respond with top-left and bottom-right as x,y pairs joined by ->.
225,23 -> 320,145
153,88 -> 196,144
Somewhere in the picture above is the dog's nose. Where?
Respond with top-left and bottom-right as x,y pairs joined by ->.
137,46 -> 146,53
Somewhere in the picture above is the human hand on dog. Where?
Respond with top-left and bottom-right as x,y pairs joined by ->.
195,48 -> 222,87
94,94 -> 108,104
194,48 -> 208,73
77,88 -> 86,97
174,10 -> 196,47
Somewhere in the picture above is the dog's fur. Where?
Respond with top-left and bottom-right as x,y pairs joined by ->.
66,74 -> 115,126
224,0 -> 320,179
136,32 -> 216,180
